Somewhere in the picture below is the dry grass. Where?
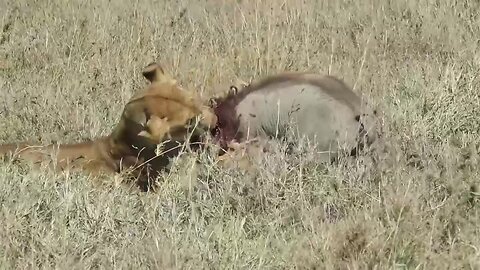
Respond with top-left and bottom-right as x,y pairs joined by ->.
1,0 -> 479,268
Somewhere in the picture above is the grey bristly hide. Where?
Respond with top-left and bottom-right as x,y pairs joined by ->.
210,72 -> 379,162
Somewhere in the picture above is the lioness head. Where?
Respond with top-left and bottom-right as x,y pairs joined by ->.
111,62 -> 217,155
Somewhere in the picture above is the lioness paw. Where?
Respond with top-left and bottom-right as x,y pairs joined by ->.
199,106 -> 218,128
138,115 -> 171,143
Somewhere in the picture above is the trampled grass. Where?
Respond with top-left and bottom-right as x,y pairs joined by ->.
0,0 -> 479,268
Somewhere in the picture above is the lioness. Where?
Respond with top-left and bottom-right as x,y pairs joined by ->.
208,72 -> 379,164
0,62 -> 217,191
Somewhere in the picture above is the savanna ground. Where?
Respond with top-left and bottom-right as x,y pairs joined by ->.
0,0 -> 479,268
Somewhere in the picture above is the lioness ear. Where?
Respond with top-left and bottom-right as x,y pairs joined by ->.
142,62 -> 170,83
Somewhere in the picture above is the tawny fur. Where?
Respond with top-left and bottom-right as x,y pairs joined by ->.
0,138 -> 132,175
0,62 -> 217,191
